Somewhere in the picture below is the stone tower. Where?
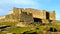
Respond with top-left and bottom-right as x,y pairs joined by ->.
49,11 -> 55,20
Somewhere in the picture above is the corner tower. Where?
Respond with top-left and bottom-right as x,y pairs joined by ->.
49,11 -> 56,20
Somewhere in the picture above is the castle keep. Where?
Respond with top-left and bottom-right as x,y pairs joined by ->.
0,7 -> 56,23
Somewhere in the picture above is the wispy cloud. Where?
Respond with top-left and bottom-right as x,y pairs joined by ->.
0,0 -> 43,15
0,0 -> 42,8
0,0 -> 60,20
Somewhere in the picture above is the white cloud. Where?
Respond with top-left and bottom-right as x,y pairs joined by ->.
0,0 -> 43,15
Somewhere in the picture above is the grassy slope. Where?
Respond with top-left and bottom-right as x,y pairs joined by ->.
0,22 -> 45,34
0,22 -> 18,26
0,21 -> 60,34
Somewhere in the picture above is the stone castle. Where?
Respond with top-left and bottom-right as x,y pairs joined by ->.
0,7 -> 56,24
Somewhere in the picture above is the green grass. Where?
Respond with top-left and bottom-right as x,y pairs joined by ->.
35,24 -> 46,32
0,22 -> 18,26
0,31 -> 7,34
0,22 -> 60,34
5,27 -> 33,34
3,25 -> 45,34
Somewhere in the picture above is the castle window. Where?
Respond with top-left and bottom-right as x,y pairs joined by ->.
22,12 -> 27,15
33,18 -> 42,23
46,12 -> 49,19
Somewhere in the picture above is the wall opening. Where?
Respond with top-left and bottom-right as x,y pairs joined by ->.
33,18 -> 42,23
48,27 -> 57,32
46,12 -> 49,19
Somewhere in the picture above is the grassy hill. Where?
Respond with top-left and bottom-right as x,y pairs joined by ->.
0,20 -> 60,34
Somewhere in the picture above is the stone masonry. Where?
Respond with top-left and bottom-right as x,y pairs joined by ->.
0,7 -> 56,23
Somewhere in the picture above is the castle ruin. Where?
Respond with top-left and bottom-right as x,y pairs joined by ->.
0,7 -> 56,24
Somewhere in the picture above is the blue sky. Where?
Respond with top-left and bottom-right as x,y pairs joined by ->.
0,0 -> 60,20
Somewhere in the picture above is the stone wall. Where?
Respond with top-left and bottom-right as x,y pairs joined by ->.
0,16 -> 5,19
11,7 -> 56,20
24,8 -> 46,19
13,7 -> 23,15
41,10 -> 46,19
0,7 -> 55,23
20,12 -> 34,23
49,11 -> 55,20
8,10 -> 13,15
